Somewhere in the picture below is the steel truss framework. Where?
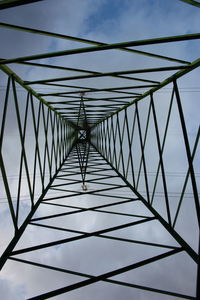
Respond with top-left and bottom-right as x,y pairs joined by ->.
0,1 -> 199,299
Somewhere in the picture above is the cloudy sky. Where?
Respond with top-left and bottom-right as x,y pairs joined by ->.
0,0 -> 200,299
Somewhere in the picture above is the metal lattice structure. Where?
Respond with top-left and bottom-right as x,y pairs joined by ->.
0,1 -> 199,299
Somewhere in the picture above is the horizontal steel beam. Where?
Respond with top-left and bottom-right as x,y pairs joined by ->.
39,85 -> 155,96
25,66 -> 185,85
0,22 -> 191,64
0,0 -> 44,9
93,57 -> 200,127
27,248 -> 183,299
179,0 -> 200,7
0,32 -> 199,65
0,59 -> 159,85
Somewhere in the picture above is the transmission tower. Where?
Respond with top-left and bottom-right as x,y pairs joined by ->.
0,1 -> 199,299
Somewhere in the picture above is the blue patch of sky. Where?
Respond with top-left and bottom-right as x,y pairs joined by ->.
83,0 -> 130,34
82,0 -> 198,35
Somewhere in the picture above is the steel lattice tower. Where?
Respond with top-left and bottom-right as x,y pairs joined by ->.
0,1 -> 199,299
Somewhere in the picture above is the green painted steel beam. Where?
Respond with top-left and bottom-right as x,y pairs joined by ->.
0,64 -> 78,129
93,145 -> 198,262
25,66 -> 186,85
23,249 -> 183,299
39,85 -> 155,97
9,60 -> 159,85
38,83 -> 142,97
0,31 -> 199,66
0,147 -> 75,271
0,58 -> 160,85
179,0 -> 200,7
0,60 -> 175,84
0,22 -> 191,65
0,0 -> 44,10
0,59 -> 97,73
47,96 -> 133,103
93,57 -> 200,127
42,82 -> 95,91
8,256 -> 195,300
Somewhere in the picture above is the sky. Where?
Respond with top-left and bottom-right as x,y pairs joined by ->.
0,0 -> 200,299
